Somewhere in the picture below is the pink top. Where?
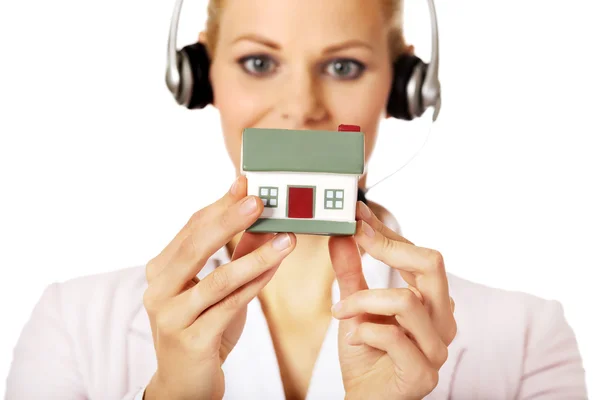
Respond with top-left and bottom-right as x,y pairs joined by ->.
5,245 -> 588,399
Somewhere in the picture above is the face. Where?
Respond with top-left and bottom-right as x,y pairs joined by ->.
207,0 -> 394,177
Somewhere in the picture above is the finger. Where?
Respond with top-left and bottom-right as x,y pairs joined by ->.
189,259 -> 280,346
146,175 -> 249,283
355,207 -> 455,344
332,288 -> 423,319
329,235 -> 369,338
356,201 -> 416,287
328,236 -> 368,300
354,220 -> 455,345
231,231 -> 276,261
332,288 -> 448,369
147,192 -> 265,301
354,219 -> 449,296
356,201 -> 413,245
163,232 -> 296,330
346,322 -> 440,383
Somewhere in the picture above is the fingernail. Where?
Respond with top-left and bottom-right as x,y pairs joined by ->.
272,233 -> 291,251
357,201 -> 371,220
361,220 -> 375,238
230,177 -> 240,195
239,196 -> 257,215
346,328 -> 360,345
345,328 -> 357,343
331,301 -> 343,314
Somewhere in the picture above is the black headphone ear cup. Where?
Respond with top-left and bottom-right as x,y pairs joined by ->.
179,42 -> 214,109
386,54 -> 426,120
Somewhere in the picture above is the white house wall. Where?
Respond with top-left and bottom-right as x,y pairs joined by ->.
245,171 -> 358,222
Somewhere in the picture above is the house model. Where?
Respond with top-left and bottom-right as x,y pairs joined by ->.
241,124 -> 365,236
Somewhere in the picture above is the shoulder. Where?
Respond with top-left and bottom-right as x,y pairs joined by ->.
9,265 -> 151,397
38,265 -> 148,336
58,264 -> 148,298
441,273 -> 587,398
52,264 -> 147,310
445,272 -> 575,352
445,272 -> 569,337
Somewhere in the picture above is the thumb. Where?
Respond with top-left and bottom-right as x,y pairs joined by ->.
328,236 -> 368,300
232,232 -> 275,260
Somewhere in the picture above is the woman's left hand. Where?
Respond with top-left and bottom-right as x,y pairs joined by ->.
328,202 -> 457,400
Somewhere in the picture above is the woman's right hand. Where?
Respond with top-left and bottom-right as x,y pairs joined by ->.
142,176 -> 296,400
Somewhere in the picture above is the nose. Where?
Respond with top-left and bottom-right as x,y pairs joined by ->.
277,66 -> 327,127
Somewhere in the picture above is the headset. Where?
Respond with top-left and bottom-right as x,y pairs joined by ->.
165,0 -> 442,122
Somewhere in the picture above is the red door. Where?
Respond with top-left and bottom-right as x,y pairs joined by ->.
288,187 -> 314,218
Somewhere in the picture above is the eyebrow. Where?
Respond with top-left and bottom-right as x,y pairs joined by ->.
232,34 -> 280,50
323,40 -> 373,54
231,34 -> 372,53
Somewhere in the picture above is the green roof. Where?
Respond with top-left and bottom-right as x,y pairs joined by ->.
242,128 -> 364,174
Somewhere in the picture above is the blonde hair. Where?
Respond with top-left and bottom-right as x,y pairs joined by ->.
204,0 -> 407,59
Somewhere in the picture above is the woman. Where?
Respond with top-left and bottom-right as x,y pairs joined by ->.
5,0 -> 588,399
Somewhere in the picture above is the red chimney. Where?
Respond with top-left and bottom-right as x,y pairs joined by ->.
338,124 -> 361,132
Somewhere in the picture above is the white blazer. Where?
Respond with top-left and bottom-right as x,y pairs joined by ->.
5,245 -> 589,399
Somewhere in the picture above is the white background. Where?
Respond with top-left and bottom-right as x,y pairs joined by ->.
1,0 -> 599,397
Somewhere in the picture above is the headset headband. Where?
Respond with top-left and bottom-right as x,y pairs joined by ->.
165,0 -> 186,100
423,0 -> 441,120
166,0 -> 441,121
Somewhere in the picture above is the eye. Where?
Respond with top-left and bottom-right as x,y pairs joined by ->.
238,55 -> 277,76
324,59 -> 365,80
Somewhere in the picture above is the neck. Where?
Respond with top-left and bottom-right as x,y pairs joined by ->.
261,234 -> 335,320
226,200 -> 397,323
227,232 -> 335,323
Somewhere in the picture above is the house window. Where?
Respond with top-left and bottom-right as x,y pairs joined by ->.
259,186 -> 278,207
324,189 -> 344,209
